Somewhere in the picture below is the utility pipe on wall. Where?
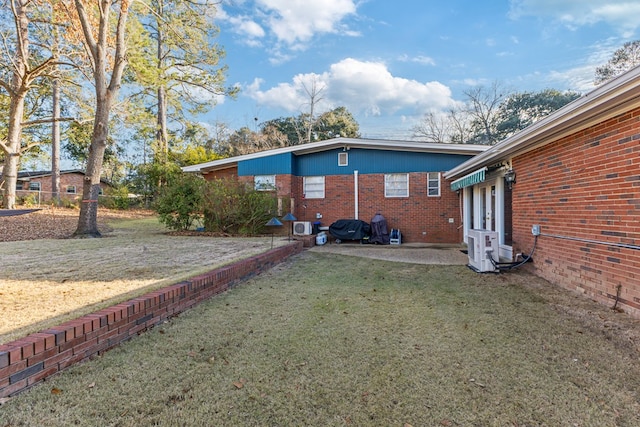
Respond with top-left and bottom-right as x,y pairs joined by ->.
354,170 -> 359,219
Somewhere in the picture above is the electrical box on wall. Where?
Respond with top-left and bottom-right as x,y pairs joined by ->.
532,224 -> 541,236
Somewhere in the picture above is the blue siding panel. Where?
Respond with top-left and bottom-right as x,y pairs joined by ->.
238,153 -> 293,176
295,148 -> 473,176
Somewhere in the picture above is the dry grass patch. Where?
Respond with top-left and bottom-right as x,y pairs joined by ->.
2,252 -> 640,426
0,215 -> 289,343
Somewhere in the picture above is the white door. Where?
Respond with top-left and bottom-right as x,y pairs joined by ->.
477,182 -> 496,231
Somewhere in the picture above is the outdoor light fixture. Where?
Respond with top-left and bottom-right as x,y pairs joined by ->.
504,169 -> 516,189
281,212 -> 297,241
265,217 -> 283,248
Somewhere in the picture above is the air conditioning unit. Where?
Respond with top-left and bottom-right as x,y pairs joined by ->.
293,221 -> 312,235
467,229 -> 499,273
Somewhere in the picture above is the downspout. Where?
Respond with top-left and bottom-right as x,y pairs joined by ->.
354,170 -> 359,219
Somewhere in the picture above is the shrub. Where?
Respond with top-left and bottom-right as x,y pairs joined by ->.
98,186 -> 131,210
155,174 -> 205,231
18,193 -> 39,207
203,179 -> 280,235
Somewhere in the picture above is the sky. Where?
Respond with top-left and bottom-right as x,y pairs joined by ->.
206,0 -> 640,140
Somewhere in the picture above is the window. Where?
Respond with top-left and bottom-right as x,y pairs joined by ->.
15,182 -> 23,191
338,152 -> 348,166
385,173 -> 409,197
304,176 -> 325,199
254,175 -> 276,191
427,172 -> 441,197
28,182 -> 41,191
66,185 -> 77,194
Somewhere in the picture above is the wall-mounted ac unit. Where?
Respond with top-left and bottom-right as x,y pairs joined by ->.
293,221 -> 312,235
467,229 -> 499,272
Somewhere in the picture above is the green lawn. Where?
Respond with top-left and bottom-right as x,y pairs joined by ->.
1,251 -> 639,426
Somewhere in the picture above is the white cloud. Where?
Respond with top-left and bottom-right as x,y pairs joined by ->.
216,5 -> 265,46
509,0 -> 640,35
245,58 -> 455,117
257,0 -> 358,45
220,0 -> 359,59
398,54 -> 436,66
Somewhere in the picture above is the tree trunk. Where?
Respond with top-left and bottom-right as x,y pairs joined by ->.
2,0 -> 29,210
73,0 -> 129,237
157,86 -> 168,162
3,90 -> 28,210
51,76 -> 61,205
74,103 -> 109,237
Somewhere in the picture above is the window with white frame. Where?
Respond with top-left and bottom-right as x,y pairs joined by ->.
254,175 -> 276,191
28,182 -> 41,191
66,185 -> 77,194
303,176 -> 325,199
427,172 -> 441,197
338,152 -> 348,166
384,173 -> 409,197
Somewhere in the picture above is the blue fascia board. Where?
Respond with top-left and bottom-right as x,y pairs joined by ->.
237,148 -> 473,177
238,152 -> 293,176
296,148 -> 473,176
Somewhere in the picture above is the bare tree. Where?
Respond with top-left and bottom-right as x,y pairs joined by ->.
412,107 -> 473,144
0,0 -> 59,208
464,81 -> 510,145
412,111 -> 448,143
300,76 -> 325,144
72,0 -> 130,237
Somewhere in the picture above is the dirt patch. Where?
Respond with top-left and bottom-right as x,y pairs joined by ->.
0,206 -> 153,242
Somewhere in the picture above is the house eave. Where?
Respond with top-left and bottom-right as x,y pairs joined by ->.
444,65 -> 640,180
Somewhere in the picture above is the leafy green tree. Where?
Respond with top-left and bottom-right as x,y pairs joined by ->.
155,173 -> 205,231
495,89 -> 581,139
595,40 -> 640,85
127,0 -> 237,177
316,106 -> 360,140
202,178 -> 280,235
260,106 -> 360,148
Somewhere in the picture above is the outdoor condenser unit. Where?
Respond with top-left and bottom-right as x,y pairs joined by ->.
467,229 -> 499,273
293,221 -> 313,236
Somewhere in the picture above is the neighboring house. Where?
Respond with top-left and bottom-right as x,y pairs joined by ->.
183,138 -> 488,243
12,170 -> 111,203
445,66 -> 640,318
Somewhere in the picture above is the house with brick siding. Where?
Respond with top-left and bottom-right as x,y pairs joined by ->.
445,66 -> 640,318
183,138 -> 488,243
11,170 -> 112,204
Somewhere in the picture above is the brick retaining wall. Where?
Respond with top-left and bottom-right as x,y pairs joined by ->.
0,242 -> 304,398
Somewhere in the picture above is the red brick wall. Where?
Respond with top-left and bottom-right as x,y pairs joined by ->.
18,173 -> 109,203
291,172 -> 462,243
512,107 -> 640,317
0,242 -> 303,398
203,168 -> 463,243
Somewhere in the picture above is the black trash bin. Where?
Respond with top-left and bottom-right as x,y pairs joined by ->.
313,221 -> 321,234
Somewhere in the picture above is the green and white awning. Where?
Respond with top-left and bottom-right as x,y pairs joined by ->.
450,167 -> 487,191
